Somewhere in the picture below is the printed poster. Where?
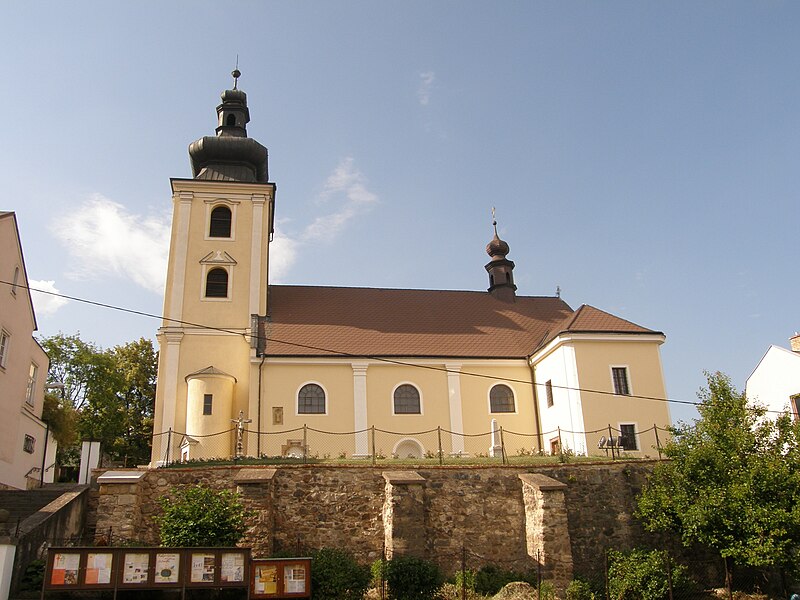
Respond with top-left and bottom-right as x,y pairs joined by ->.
50,552 -> 80,586
154,552 -> 181,584
122,552 -> 150,584
220,552 -> 245,582
284,564 -> 307,594
253,564 -> 278,595
191,552 -> 216,583
85,552 -> 113,585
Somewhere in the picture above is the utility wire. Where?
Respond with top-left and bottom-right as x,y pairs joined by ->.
5,278 -> 793,416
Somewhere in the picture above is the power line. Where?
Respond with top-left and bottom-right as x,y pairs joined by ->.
5,278 -> 792,416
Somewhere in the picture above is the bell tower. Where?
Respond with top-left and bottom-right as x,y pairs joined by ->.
485,212 -> 517,303
151,70 -> 276,465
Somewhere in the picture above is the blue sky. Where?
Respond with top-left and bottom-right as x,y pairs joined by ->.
2,2 -> 798,424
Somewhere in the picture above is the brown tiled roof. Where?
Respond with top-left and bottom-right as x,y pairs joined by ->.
263,286 -> 658,359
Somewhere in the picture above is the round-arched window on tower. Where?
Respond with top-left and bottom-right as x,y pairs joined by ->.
298,383 -> 326,414
393,384 -> 421,414
490,384 -> 515,413
209,206 -> 232,238
205,268 -> 229,298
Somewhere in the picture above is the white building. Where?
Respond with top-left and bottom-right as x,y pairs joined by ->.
746,333 -> 800,419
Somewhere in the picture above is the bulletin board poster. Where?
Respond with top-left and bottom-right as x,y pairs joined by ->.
190,552 -> 217,584
154,552 -> 181,584
220,551 -> 247,584
50,552 -> 81,586
85,552 -> 114,586
121,552 -> 150,585
252,563 -> 279,596
283,563 -> 308,595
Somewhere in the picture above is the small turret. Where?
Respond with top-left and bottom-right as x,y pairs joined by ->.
485,212 -> 516,302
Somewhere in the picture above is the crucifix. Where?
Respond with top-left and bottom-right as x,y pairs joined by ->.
231,410 -> 252,459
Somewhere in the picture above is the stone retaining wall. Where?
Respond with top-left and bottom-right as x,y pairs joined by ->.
92,460 -> 672,591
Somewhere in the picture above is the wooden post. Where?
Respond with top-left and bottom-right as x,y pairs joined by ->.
437,427 -> 443,465
654,423 -> 662,460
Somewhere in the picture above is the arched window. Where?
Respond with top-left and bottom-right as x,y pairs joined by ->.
298,383 -> 325,414
490,384 -> 515,413
226,114 -> 236,127
205,268 -> 229,298
209,206 -> 232,238
393,384 -> 421,414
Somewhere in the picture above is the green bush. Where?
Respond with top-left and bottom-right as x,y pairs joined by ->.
371,557 -> 389,587
453,568 -> 476,592
566,578 -> 597,600
155,484 -> 248,547
310,548 -> 371,600
473,564 -> 535,595
18,559 -> 45,592
385,555 -> 442,600
607,548 -> 691,600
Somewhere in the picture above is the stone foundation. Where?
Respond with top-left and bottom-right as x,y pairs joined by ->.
92,460 -> 671,588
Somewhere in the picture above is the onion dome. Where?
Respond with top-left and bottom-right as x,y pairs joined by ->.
188,69 -> 269,183
484,213 -> 517,302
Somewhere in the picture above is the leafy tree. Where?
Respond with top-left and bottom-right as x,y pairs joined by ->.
42,391 -> 78,448
40,333 -> 157,467
385,555 -> 442,600
156,485 -> 248,547
607,548 -> 690,600
636,372 -> 800,576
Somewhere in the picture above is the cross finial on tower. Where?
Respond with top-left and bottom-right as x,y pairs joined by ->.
232,55 -> 241,90
556,285 -> 561,298
491,206 -> 498,234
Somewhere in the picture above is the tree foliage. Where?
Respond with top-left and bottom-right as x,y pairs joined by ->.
636,372 -> 800,570
607,549 -> 691,600
40,333 -> 157,466
309,547 -> 371,600
156,485 -> 248,547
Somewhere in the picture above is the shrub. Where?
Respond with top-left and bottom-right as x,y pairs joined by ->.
453,568 -> 476,592
566,578 -> 597,600
607,548 -> 691,600
310,547 -> 371,600
385,555 -> 442,600
473,564 -> 535,596
155,484 -> 248,547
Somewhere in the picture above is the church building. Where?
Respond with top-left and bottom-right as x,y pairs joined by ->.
150,74 -> 670,465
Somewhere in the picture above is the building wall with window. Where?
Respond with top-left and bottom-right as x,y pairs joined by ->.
0,212 -> 52,489
746,338 -> 800,419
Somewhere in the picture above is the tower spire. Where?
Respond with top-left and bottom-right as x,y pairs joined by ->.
187,70 -> 269,182
484,209 -> 517,302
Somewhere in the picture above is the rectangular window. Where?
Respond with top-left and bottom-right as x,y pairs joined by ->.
619,424 -> 638,451
549,437 -> 560,455
0,330 -> 9,368
23,434 -> 35,454
791,395 -> 799,421
203,394 -> 213,415
26,363 -> 38,406
612,367 -> 630,396
545,380 -> 554,408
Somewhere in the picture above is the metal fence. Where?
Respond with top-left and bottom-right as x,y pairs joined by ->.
151,423 -> 671,466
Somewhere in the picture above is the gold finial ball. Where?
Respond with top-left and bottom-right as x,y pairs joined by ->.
232,68 -> 241,79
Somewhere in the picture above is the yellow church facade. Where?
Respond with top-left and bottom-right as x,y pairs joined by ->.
150,76 -> 670,465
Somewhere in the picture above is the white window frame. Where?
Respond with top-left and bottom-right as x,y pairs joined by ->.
391,382 -> 424,416
618,422 -> 639,451
26,362 -> 38,407
545,379 -> 554,408
488,383 -> 517,414
23,434 -> 35,454
610,365 -> 632,396
204,199 -> 239,241
296,381 -> 328,416
0,330 -> 9,369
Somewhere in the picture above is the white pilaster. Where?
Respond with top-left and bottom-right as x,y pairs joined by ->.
167,192 -> 193,323
249,194 -> 267,316
445,363 -> 465,455
155,331 -> 184,465
352,362 -> 369,457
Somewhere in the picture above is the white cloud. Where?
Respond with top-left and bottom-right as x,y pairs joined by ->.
268,227 -> 299,283
417,71 -> 436,106
28,280 -> 69,316
302,157 -> 378,243
51,195 -> 171,294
